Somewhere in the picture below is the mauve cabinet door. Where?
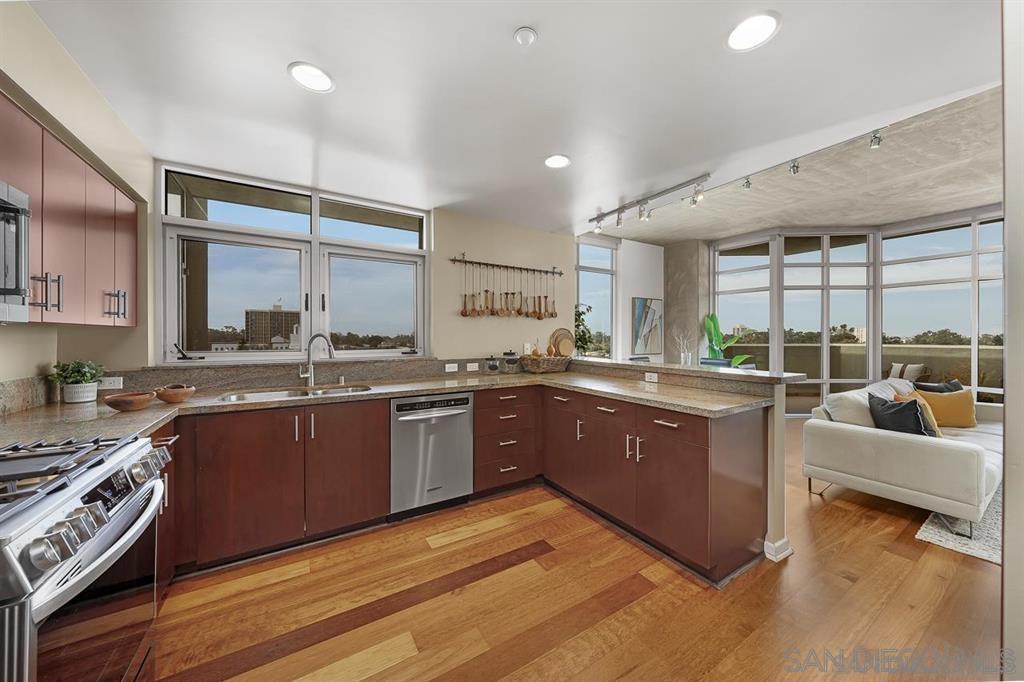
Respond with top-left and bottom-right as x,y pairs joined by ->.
41,132 -> 86,324
0,94 -> 43,320
114,189 -> 137,326
84,166 -> 116,325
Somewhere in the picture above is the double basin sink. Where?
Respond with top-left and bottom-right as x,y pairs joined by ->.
218,385 -> 372,402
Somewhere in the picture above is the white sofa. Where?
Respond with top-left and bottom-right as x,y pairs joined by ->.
802,381 -> 1003,528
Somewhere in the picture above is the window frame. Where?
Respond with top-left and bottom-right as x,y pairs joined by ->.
575,237 -> 617,359
156,162 -> 430,364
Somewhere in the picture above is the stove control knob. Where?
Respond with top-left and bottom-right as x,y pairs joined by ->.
66,510 -> 98,542
76,502 -> 110,529
129,461 -> 151,485
26,536 -> 61,572
45,523 -> 81,560
144,452 -> 163,472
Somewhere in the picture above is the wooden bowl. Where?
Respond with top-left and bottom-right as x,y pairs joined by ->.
155,384 -> 196,404
103,391 -> 156,412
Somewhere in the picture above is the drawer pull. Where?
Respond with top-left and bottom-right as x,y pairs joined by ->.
596,406 -> 617,414
499,465 -> 519,473
553,396 -> 570,402
653,419 -> 679,429
635,437 -> 645,462
498,439 -> 518,447
498,414 -> 518,420
498,394 -> 517,400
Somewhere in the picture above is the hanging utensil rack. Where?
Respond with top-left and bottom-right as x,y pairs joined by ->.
452,253 -> 562,321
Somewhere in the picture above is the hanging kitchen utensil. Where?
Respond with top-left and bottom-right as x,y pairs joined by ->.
460,262 -> 469,317
550,271 -> 558,319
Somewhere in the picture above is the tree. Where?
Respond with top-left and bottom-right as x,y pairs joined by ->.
909,328 -> 970,345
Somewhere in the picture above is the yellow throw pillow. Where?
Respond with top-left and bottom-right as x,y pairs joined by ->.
895,391 -> 943,437
917,388 -> 977,428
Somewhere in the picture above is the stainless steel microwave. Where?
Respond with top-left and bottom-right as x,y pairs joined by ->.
0,180 -> 31,323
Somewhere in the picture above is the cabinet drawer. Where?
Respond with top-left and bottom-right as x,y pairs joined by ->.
545,389 -> 586,414
636,406 -> 709,448
474,451 -> 538,491
586,396 -> 637,429
475,404 -> 536,436
475,428 -> 535,465
475,386 -> 539,410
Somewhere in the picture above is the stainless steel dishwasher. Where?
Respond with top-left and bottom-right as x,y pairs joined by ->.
390,393 -> 473,514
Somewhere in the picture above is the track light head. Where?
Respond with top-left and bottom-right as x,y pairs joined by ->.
741,177 -> 752,190
694,184 -> 705,202
689,195 -> 698,208
870,131 -> 882,149
616,211 -> 623,228
638,203 -> 653,222
789,159 -> 800,175
594,219 -> 603,234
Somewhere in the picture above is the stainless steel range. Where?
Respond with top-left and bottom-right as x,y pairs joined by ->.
0,434 -> 173,682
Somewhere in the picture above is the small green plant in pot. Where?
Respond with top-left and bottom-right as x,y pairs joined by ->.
574,304 -> 594,356
49,360 -> 105,404
702,313 -> 752,368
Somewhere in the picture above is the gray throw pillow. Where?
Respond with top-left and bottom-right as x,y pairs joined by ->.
914,379 -> 964,393
868,394 -> 935,437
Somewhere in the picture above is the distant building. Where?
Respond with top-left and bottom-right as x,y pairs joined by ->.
245,304 -> 300,348
211,342 -> 239,352
853,327 -> 868,343
733,324 -> 748,336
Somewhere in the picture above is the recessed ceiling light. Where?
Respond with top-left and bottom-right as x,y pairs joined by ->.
544,154 -> 571,169
728,13 -> 780,52
514,26 -> 538,46
287,61 -> 335,93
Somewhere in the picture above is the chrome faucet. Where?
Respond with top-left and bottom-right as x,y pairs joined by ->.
299,332 -> 336,387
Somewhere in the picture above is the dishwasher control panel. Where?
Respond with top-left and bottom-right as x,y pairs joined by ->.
395,396 -> 471,413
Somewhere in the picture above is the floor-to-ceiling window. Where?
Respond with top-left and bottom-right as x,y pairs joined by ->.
712,213 -> 1002,413
577,242 -> 615,357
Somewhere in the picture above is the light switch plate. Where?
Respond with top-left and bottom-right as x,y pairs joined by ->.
98,376 -> 123,390
466,362 -> 480,372
644,372 -> 659,383
445,363 -> 458,373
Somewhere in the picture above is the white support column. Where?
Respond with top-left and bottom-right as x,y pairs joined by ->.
764,382 -> 792,562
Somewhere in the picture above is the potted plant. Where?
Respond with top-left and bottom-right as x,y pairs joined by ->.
575,304 -> 594,356
702,313 -> 753,368
49,360 -> 105,403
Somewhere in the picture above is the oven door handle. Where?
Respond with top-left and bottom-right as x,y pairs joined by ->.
31,478 -> 163,624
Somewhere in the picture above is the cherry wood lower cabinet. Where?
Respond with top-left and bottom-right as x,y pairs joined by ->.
473,388 -> 539,492
541,391 -> 588,496
305,400 -> 390,536
193,408 -> 306,565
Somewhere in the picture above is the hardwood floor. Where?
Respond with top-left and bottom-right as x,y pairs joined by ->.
151,419 -> 1001,680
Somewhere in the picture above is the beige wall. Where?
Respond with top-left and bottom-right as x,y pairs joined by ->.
0,2 -> 154,381
430,208 -> 576,359
663,240 -> 710,363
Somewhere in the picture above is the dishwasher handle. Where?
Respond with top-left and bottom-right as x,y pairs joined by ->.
396,408 -> 468,422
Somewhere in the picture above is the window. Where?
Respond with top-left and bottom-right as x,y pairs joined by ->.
577,242 -> 615,358
714,242 -> 770,369
161,168 -> 427,362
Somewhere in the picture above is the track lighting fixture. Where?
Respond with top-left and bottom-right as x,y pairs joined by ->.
639,203 -> 653,222
689,195 -> 698,208
741,176 -> 752,190
594,219 -> 603,234
870,131 -> 882,149
789,159 -> 800,175
616,211 -> 623,228
586,171 -> 709,232
694,184 -> 705,202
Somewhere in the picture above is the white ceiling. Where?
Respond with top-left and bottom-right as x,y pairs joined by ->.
33,1 -> 1001,234
611,87 -> 1004,244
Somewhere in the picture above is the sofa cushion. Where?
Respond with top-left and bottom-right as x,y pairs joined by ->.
914,379 -> 964,393
895,391 -> 943,437
942,422 -> 1003,456
889,362 -> 927,381
869,394 -> 934,437
918,389 -> 978,428
823,379 -> 915,427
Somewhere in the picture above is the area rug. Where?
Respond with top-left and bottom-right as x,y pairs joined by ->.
914,485 -> 1001,564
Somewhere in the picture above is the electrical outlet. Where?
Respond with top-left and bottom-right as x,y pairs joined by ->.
644,372 -> 659,383
466,362 -> 480,372
445,363 -> 458,373
98,376 -> 123,390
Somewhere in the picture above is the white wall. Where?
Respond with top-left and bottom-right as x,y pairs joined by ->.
614,240 -> 665,362
431,208 -> 576,359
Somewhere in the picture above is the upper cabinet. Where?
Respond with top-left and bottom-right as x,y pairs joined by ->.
0,95 -> 43,321
0,93 -> 139,327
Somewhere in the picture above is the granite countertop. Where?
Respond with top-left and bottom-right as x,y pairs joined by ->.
572,357 -> 806,384
0,372 -> 775,443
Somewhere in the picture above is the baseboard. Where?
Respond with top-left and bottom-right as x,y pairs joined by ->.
763,536 -> 793,562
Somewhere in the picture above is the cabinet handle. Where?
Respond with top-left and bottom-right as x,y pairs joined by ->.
152,435 -> 180,448
499,465 -> 519,473
498,414 -> 518,420
119,289 -> 128,318
625,433 -> 633,459
310,413 -> 316,440
635,438 -> 645,462
576,419 -> 583,441
294,415 -> 299,442
596,406 -> 617,414
30,272 -> 54,311
498,439 -> 517,447
498,395 -> 517,401
104,291 -> 119,316
653,419 -> 679,429
162,472 -> 169,512
553,395 -> 570,402
55,273 -> 64,313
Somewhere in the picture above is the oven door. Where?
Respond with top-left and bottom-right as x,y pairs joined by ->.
34,478 -> 164,682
